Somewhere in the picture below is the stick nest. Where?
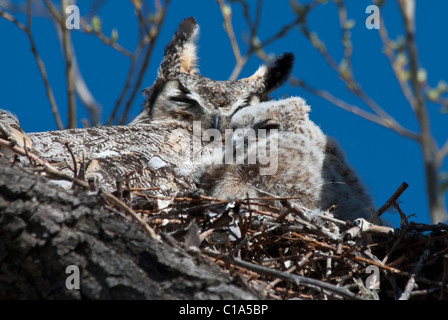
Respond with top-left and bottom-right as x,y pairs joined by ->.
2,138 -> 447,300
115,185 -> 448,300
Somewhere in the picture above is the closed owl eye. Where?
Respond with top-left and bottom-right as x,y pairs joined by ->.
169,95 -> 200,111
229,95 -> 261,118
252,119 -> 280,131
230,105 -> 246,118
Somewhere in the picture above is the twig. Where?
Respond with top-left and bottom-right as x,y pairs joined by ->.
335,0 -> 353,76
437,139 -> 448,169
377,12 -> 416,112
203,248 -> 365,300
79,18 -> 132,57
64,142 -> 78,179
44,0 -> 76,128
393,202 -> 410,228
381,225 -> 409,265
352,247 -> 446,290
1,137 -> 59,173
441,254 -> 448,300
216,0 -> 242,65
130,187 -> 160,192
0,5 -> 64,130
118,0 -> 170,124
397,0 -> 446,224
290,77 -> 420,141
343,218 -> 395,240
298,12 -> 396,123
399,249 -> 430,300
106,0 -> 170,125
105,205 -> 130,221
408,222 -> 448,232
218,0 -> 302,80
265,265 -> 297,294
376,182 -> 409,217
102,192 -> 158,238
353,255 -> 405,277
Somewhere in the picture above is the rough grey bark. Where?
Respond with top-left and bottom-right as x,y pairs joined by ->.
0,157 -> 258,299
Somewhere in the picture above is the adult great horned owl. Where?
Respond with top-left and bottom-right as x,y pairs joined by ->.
131,17 -> 294,132
0,17 -> 293,195
195,97 -> 379,223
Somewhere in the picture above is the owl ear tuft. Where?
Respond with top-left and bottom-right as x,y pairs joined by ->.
263,53 -> 294,92
159,17 -> 200,78
241,53 -> 294,94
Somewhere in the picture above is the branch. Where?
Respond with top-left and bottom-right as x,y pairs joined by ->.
377,12 -> 416,112
118,0 -> 170,125
0,5 -> 64,130
79,18 -> 132,57
336,0 -> 353,74
376,182 -> 409,217
216,0 -> 242,65
204,248 -> 365,300
399,249 -> 430,300
106,0 -> 170,125
218,0 -> 303,80
441,254 -> 448,300
44,0 -> 76,128
343,218 -> 395,240
397,0 -> 446,223
292,1 -> 428,143
290,77 -> 420,141
437,139 -> 448,168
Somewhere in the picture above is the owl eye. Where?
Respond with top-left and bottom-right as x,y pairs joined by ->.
230,105 -> 246,118
229,95 -> 260,118
252,119 -> 280,131
169,95 -> 200,111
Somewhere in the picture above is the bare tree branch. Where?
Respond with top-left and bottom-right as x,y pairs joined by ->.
397,0 -> 446,223
106,0 -> 171,125
79,18 -> 133,57
438,140 -> 448,169
377,13 -> 416,112
118,0 -> 171,125
218,0 -> 302,80
0,4 -> 64,130
290,77 -> 420,141
43,0 -> 76,129
216,0 -> 242,66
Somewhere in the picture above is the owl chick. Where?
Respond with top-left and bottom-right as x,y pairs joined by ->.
195,97 -> 379,223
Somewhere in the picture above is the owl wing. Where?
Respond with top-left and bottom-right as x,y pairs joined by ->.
27,120 -> 205,195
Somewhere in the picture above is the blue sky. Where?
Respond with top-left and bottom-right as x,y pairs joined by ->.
1,1 -> 447,227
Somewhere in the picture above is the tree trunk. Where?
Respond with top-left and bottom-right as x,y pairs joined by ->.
0,157 -> 258,299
